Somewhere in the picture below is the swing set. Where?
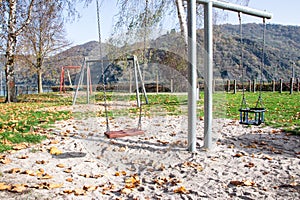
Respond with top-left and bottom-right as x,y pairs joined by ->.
76,0 -> 271,150
238,13 -> 266,126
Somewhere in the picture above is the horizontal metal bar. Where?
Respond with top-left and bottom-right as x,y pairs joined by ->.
85,56 -> 134,63
195,0 -> 272,19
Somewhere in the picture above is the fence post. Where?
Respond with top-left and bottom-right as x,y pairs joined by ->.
227,79 -> 230,92
252,79 -> 256,93
171,79 -> 173,93
233,79 -> 236,94
297,78 -> 299,92
272,79 -> 276,92
129,69 -> 132,93
279,79 -> 283,93
290,77 -> 294,95
248,80 -> 251,92
156,74 -> 159,94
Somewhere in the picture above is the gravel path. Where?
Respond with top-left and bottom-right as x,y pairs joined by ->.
0,115 -> 299,199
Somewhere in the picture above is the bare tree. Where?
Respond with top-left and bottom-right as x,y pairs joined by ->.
0,0 -> 87,102
1,0 -> 34,102
19,0 -> 70,93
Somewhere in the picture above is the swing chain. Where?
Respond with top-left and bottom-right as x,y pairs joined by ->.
96,0 -> 110,132
255,17 -> 266,109
238,12 -> 248,109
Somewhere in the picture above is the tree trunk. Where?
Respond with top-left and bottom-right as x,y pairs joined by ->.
5,0 -> 18,103
175,0 -> 188,45
37,69 -> 43,93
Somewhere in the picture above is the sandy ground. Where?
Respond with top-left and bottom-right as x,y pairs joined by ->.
0,107 -> 299,199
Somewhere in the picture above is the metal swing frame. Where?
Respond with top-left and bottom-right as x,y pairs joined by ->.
103,55 -> 148,139
95,0 -> 148,139
238,14 -> 266,126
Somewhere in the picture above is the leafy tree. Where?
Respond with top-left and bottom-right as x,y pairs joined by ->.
113,0 -> 250,46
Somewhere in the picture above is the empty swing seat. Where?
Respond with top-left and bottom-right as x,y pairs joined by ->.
239,107 -> 265,125
104,129 -> 144,139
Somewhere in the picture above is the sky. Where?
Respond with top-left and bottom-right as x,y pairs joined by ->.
65,0 -> 300,46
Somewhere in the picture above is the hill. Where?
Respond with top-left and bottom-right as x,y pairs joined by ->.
15,23 -> 299,88
213,23 -> 300,81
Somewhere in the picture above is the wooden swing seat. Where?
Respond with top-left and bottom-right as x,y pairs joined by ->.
104,129 -> 144,138
239,107 -> 265,125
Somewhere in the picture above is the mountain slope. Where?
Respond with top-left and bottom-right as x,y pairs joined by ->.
24,24 -> 300,87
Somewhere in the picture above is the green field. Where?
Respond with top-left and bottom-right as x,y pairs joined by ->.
0,91 -> 299,152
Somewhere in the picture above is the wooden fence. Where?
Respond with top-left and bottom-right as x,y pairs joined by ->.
199,78 -> 300,94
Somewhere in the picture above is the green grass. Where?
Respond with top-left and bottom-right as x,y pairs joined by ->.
0,91 -> 299,153
0,93 -> 72,152
212,91 -> 300,134
105,92 -> 300,135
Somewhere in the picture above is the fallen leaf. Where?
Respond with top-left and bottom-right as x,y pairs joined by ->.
13,144 -> 28,150
119,146 -> 127,152
17,155 -> 29,159
262,155 -> 273,160
38,173 -> 53,180
49,146 -> 62,155
63,189 -> 73,194
243,180 -> 255,186
0,157 -> 11,164
290,182 -> 298,186
157,139 -> 169,145
8,168 -> 21,174
50,140 -> 59,144
120,188 -> 131,194
47,182 -> 64,189
170,178 -> 182,186
36,160 -> 47,164
83,185 -> 98,191
174,186 -> 188,194
56,163 -> 65,168
64,168 -> 72,173
230,180 -> 255,187
233,153 -> 244,158
153,176 -> 168,186
23,170 -> 35,176
0,183 -> 11,191
74,188 -> 86,196
79,173 -> 90,178
79,173 -> 102,179
10,184 -> 27,193
66,178 -> 73,182
244,162 -> 255,168
230,180 -> 244,186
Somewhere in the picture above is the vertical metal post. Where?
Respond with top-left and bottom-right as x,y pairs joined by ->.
0,72 -> 2,96
227,80 -> 230,93
134,58 -> 141,108
187,0 -> 197,152
72,59 -> 85,105
204,1 -> 213,149
233,79 -> 236,94
86,64 -> 90,104
290,77 -> 294,95
279,78 -> 283,93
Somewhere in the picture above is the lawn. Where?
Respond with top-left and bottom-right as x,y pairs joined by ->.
0,91 -> 299,152
0,93 -> 72,152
